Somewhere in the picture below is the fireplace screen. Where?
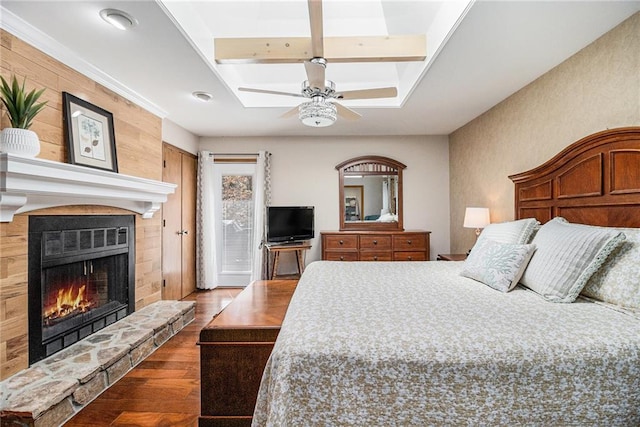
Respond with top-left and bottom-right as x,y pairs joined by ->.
29,215 -> 135,364
41,253 -> 128,343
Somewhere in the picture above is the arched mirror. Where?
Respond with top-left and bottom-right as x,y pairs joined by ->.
336,156 -> 406,231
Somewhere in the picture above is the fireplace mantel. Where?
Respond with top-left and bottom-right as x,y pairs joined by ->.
0,153 -> 176,222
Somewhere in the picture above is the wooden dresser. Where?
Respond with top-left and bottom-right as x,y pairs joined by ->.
321,230 -> 431,261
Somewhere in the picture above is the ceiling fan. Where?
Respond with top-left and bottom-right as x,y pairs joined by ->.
213,0 -> 427,127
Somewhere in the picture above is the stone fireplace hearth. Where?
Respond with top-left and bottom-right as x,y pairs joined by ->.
0,300 -> 196,426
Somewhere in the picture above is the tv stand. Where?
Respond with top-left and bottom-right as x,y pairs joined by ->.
268,241 -> 302,246
265,242 -> 311,280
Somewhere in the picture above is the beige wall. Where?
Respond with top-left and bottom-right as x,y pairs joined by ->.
199,135 -> 451,263
449,12 -> 640,253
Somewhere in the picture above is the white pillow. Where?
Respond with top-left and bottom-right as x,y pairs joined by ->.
582,227 -> 640,311
520,217 -> 626,303
461,239 -> 536,292
476,218 -> 539,246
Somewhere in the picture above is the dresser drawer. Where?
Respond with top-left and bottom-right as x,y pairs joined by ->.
323,234 -> 358,250
393,251 -> 427,261
359,252 -> 392,262
324,252 -> 359,262
393,233 -> 427,251
359,235 -> 392,250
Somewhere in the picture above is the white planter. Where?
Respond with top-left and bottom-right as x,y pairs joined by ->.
0,128 -> 40,157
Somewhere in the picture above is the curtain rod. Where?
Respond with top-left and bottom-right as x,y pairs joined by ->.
207,152 -> 271,156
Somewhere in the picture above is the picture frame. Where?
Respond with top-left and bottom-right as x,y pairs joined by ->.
62,92 -> 118,172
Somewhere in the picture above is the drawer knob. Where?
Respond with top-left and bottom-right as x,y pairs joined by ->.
407,240 -> 412,244
339,240 -> 344,245
373,240 -> 378,245
373,256 -> 378,261
340,256 -> 344,261
408,256 -> 413,261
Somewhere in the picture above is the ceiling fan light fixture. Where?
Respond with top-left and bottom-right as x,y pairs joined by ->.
299,97 -> 337,127
100,9 -> 138,30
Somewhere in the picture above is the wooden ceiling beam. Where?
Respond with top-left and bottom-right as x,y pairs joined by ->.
308,0 -> 324,58
326,35 -> 426,63
214,35 -> 426,64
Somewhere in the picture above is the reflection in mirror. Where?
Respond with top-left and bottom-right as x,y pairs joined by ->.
336,156 -> 406,231
344,176 -> 398,222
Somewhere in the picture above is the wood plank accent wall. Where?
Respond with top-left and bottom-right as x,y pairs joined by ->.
0,30 -> 164,380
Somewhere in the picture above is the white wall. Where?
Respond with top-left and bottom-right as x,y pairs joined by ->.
199,135 -> 450,264
162,119 -> 199,154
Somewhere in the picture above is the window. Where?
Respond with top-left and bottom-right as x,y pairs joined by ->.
214,163 -> 256,285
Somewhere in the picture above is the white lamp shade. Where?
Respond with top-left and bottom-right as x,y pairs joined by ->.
463,207 -> 490,229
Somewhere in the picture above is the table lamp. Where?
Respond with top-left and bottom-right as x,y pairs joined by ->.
463,207 -> 490,238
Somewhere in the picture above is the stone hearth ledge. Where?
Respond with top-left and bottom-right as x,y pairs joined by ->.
0,300 -> 196,427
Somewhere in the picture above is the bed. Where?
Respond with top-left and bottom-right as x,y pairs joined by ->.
252,127 -> 640,426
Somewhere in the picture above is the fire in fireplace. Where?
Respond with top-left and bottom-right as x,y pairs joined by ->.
28,215 -> 135,364
44,282 -> 94,326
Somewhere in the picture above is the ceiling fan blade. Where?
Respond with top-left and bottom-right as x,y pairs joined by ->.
238,87 -> 304,98
304,61 -> 325,89
281,105 -> 300,119
334,102 -> 361,121
308,0 -> 324,58
337,87 -> 398,100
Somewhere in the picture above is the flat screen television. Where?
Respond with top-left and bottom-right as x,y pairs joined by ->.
266,206 -> 315,243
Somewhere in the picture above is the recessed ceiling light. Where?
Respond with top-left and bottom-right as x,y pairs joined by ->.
100,9 -> 138,31
192,91 -> 213,102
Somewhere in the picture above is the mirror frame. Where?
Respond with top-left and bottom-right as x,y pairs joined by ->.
336,155 -> 406,231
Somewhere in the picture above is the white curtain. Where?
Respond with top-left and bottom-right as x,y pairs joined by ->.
196,151 -> 218,289
250,151 -> 271,282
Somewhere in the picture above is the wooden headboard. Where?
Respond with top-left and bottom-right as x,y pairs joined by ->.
509,127 -> 640,228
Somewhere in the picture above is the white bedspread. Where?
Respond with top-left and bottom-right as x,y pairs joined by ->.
253,261 -> 640,426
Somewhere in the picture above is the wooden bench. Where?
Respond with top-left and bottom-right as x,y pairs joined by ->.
198,280 -> 297,427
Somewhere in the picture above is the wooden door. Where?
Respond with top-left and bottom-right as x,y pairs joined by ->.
180,154 -> 197,297
163,144 -> 198,299
162,145 -> 183,300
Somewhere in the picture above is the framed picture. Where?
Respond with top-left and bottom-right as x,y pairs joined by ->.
62,92 -> 118,172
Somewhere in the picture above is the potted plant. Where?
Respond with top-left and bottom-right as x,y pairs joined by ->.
0,74 -> 47,157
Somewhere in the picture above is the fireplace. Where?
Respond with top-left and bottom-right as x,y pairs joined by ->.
28,215 -> 135,364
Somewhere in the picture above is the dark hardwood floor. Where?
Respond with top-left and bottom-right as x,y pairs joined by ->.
65,287 -> 243,427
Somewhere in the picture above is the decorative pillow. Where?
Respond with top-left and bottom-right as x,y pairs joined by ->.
476,218 -> 540,246
520,217 -> 626,303
461,239 -> 536,292
582,227 -> 640,311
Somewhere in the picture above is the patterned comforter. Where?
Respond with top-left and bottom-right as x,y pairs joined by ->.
252,261 -> 640,426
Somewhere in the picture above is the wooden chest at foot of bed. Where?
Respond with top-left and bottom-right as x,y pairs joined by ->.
198,280 -> 297,427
